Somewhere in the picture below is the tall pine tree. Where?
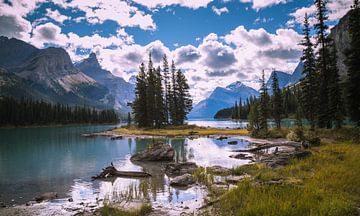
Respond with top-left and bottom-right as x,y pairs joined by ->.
169,60 -> 178,124
154,66 -> 166,128
259,70 -> 269,131
174,69 -> 193,125
132,63 -> 148,127
271,72 -> 283,129
314,0 -> 331,128
162,54 -> 171,124
345,0 -> 360,126
300,13 -> 318,130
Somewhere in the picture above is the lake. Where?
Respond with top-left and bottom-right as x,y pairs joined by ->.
0,121 -> 251,214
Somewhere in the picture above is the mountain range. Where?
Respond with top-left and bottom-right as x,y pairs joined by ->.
0,36 -> 134,113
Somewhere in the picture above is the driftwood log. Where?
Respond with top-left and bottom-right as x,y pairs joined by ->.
231,141 -> 302,153
92,163 -> 151,180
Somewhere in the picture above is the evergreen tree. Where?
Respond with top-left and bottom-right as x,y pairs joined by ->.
314,0 -> 331,128
132,63 -> 148,127
174,69 -> 193,124
300,13 -> 318,130
248,101 -> 260,132
238,98 -> 242,120
154,66 -> 166,128
233,101 -> 239,119
145,53 -> 157,126
259,70 -> 269,131
345,0 -> 360,126
127,112 -> 132,126
169,60 -> 178,124
328,43 -> 343,128
162,54 -> 171,124
271,71 -> 283,129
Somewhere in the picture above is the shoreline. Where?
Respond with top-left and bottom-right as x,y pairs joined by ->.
82,126 -> 250,139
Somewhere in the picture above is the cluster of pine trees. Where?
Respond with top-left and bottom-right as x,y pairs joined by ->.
0,97 -> 118,126
131,54 -> 192,128
248,0 -> 360,132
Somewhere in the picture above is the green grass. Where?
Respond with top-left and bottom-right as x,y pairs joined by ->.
213,143 -> 360,216
113,125 -> 249,137
99,204 -> 152,216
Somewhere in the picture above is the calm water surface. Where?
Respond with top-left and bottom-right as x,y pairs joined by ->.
0,122 -> 251,213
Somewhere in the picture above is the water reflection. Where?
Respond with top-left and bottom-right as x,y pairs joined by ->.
0,125 -> 251,214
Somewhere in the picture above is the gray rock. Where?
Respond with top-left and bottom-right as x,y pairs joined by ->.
35,192 -> 58,202
226,175 -> 250,184
170,174 -> 195,187
229,153 -> 253,160
165,162 -> 198,176
208,166 -> 230,174
228,141 -> 238,145
130,144 -> 175,161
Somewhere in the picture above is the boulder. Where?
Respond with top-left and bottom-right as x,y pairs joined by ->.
217,136 -> 228,141
165,162 -> 198,176
170,174 -> 195,187
228,141 -> 238,145
35,192 -> 58,202
130,144 -> 175,161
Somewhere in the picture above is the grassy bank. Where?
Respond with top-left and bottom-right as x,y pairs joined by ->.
112,125 -> 249,137
211,142 -> 360,215
99,204 -> 152,216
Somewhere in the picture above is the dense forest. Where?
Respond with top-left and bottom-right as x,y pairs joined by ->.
131,53 -> 192,128
0,97 -> 119,126
215,0 -> 360,133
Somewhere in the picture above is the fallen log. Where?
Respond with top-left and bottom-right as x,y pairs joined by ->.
231,142 -> 302,153
92,163 -> 151,180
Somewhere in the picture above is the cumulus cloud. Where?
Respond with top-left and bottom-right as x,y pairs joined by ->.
173,45 -> 201,65
130,0 -> 214,10
240,0 -> 290,10
212,6 -> 229,15
200,40 -> 237,69
288,0 -> 353,26
45,8 -> 69,24
54,0 -> 156,30
0,15 -> 31,39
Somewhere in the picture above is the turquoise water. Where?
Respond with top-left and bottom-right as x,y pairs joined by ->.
0,123 -> 250,209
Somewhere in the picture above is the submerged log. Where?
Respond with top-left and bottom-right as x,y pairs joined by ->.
92,163 -> 151,180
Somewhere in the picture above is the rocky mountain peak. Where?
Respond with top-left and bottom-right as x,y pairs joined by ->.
79,52 -> 101,70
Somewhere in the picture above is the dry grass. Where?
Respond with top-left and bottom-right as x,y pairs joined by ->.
112,125 -> 249,137
215,143 -> 360,216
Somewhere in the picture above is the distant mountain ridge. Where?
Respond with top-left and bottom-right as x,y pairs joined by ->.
189,81 -> 260,119
0,36 -> 133,112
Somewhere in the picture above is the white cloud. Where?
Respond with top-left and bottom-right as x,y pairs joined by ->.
55,0 -> 156,30
212,6 -> 229,15
288,0 -> 353,26
130,0 -> 214,10
45,8 -> 69,24
240,0 -> 290,10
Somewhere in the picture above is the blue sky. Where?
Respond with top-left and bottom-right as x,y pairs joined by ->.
0,0 -> 353,102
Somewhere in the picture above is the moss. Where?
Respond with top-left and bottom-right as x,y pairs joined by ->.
99,203 -> 152,216
213,143 -> 360,216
